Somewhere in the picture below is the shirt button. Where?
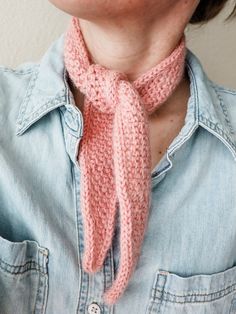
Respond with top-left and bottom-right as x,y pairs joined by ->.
87,302 -> 101,314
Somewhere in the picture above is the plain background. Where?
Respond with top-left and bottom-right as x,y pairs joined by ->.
0,0 -> 235,89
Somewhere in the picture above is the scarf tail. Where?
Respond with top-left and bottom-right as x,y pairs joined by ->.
64,15 -> 187,305
79,101 -> 118,272
102,97 -> 152,304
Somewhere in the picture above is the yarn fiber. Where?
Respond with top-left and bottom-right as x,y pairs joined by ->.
64,16 -> 186,305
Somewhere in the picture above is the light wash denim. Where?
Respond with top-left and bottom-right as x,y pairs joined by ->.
0,32 -> 236,314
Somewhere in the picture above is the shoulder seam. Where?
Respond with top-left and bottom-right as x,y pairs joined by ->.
208,79 -> 236,95
0,64 -> 38,76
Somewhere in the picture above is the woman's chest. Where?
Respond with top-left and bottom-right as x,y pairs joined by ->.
113,128 -> 236,313
1,99 -> 236,313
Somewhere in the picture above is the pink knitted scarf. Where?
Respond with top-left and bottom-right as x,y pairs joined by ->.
64,16 -> 186,305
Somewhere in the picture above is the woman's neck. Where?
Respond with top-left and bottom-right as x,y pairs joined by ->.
69,0 -> 198,115
76,0 -> 199,81
78,13 -> 187,82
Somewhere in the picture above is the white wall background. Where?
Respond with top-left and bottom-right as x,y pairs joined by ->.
0,0 -> 235,88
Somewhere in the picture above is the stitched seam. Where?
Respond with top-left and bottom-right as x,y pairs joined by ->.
39,252 -> 49,314
16,65 -> 40,126
185,58 -> 199,123
199,116 -> 236,149
34,269 -> 43,314
34,252 -> 48,314
217,90 -> 236,96
0,66 -> 37,75
157,275 -> 167,314
211,84 -> 235,135
63,67 -> 71,105
73,164 -> 86,314
41,274 -> 49,314
149,274 -> 167,313
209,81 -> 236,96
25,93 -> 65,121
16,92 -> 66,135
153,280 -> 236,302
0,258 -> 45,275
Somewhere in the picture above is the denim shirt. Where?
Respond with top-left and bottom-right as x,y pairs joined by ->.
0,32 -> 236,314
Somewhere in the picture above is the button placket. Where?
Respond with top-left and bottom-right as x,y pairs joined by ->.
59,106 -> 84,167
87,302 -> 101,314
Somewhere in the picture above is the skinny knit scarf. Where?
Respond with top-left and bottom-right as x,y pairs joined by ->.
64,16 -> 186,305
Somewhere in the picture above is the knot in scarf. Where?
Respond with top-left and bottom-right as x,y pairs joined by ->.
64,16 -> 186,305
79,64 -> 128,113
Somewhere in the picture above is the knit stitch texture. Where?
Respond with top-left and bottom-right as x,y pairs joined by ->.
64,16 -> 186,305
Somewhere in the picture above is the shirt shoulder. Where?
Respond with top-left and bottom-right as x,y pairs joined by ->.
0,33 -> 72,139
0,62 -> 38,98
0,62 -> 39,122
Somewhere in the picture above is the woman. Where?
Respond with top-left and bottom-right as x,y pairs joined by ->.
0,0 -> 236,313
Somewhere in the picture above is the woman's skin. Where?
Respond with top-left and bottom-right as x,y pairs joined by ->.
49,0 -> 200,171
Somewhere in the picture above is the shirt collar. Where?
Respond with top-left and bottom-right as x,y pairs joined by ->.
15,33 -> 236,160
16,33 -> 74,136
185,49 -> 236,161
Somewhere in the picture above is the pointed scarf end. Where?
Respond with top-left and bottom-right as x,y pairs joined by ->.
102,288 -> 120,306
